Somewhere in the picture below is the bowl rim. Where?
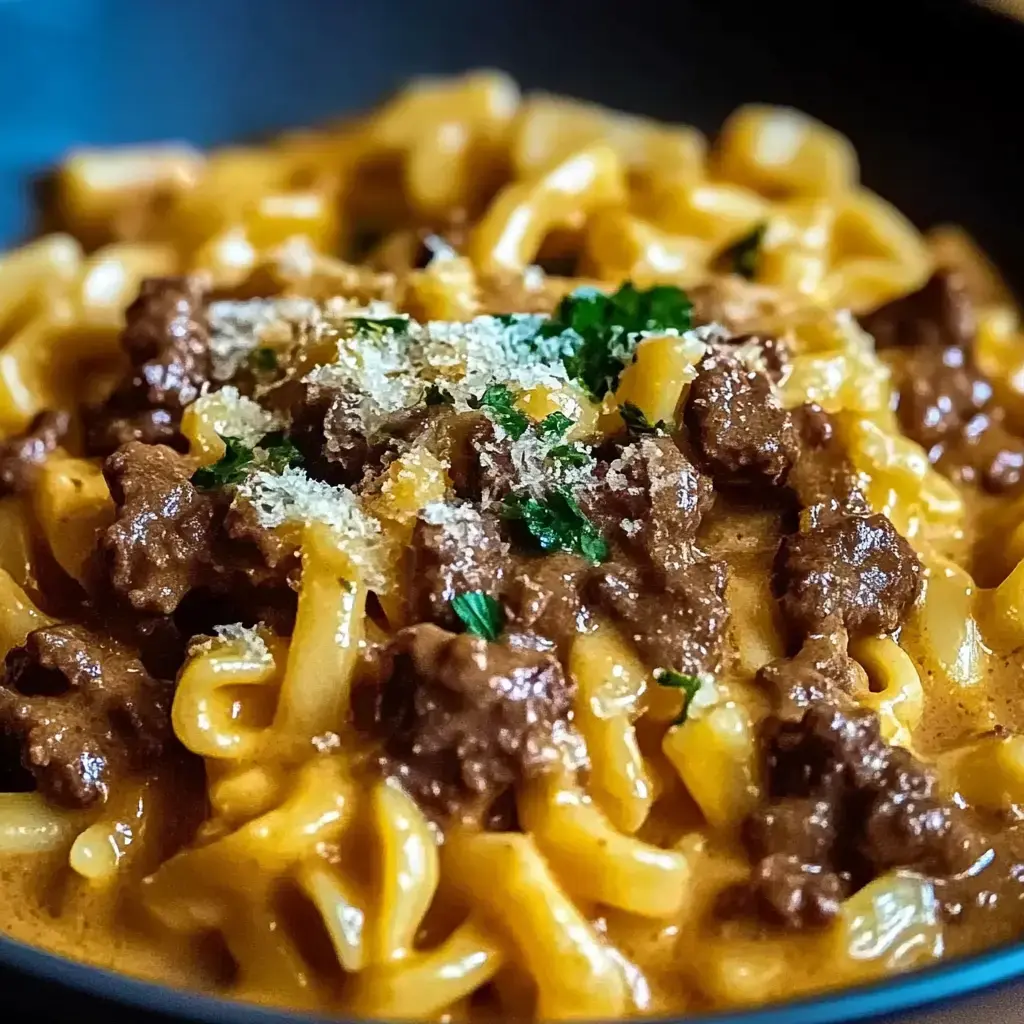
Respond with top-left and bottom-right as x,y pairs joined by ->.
1,929 -> 1023,1023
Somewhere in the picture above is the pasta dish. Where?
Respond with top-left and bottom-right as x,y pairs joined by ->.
1,70 -> 1024,1020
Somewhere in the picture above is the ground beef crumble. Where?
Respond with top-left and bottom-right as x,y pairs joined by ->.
0,624 -> 173,808
85,276 -> 211,455
352,623 -> 576,824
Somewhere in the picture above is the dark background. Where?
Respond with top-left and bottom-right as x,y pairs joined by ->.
0,0 -> 1022,283
2,1 -> 1024,1021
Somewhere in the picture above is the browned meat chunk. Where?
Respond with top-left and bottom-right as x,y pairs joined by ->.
98,442 -> 298,620
861,272 -> 1024,492
689,277 -> 782,334
685,349 -> 798,488
860,271 -> 975,351
505,552 -> 591,652
407,510 -> 509,630
353,623 -> 575,823
0,624 -> 173,808
428,411 -> 511,505
744,853 -> 845,930
787,404 -> 869,523
321,389 -> 431,486
584,436 -> 713,575
757,633 -> 862,719
776,513 -> 922,638
100,442 -> 218,615
591,559 -> 729,677
738,701 -> 974,929
0,411 -> 70,496
85,277 -> 210,455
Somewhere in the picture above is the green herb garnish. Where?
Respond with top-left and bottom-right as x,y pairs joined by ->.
191,431 -> 303,490
656,668 -> 704,725
250,347 -> 278,372
537,411 -> 574,438
502,486 -> 608,563
619,401 -> 669,435
543,283 -> 693,399
424,383 -> 455,406
347,316 -> 410,337
474,384 -> 529,440
547,444 -> 591,468
255,431 -> 304,474
451,590 -> 505,641
723,223 -> 767,280
191,437 -> 254,490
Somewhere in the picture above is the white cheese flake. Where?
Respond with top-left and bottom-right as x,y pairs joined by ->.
237,466 -> 380,537
191,385 -> 279,447
421,500 -> 492,550
207,297 -> 319,381
236,467 -> 386,587
212,622 -> 272,662
620,518 -> 641,537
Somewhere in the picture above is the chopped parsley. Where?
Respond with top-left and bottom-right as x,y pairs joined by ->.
655,668 -> 704,725
474,384 -> 529,440
191,432 -> 303,491
537,411 -> 574,438
544,283 -> 694,399
424,383 -> 455,406
347,316 -> 410,337
255,432 -> 304,474
547,443 -> 591,468
619,401 -> 669,435
723,223 -> 767,280
502,486 -> 608,564
191,437 -> 254,490
249,347 -> 278,373
451,590 -> 505,641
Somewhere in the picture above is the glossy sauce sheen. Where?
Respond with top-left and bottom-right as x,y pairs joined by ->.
2,72 -> 1024,1021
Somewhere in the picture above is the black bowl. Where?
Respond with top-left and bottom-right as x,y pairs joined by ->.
1,0 -> 1023,1020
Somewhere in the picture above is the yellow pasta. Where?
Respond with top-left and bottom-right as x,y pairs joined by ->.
33,456 -> 115,585
2,70 -> 1024,1024
469,143 -> 626,274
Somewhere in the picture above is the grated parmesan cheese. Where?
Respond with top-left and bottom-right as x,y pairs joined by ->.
187,622 -> 272,662
307,312 -> 576,433
191,385 -> 279,446
237,466 -> 381,539
207,297 -> 319,381
420,499 -> 494,550
213,622 -> 272,661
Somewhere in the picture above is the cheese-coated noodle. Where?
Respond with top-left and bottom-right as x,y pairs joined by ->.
0,70 -> 1023,1024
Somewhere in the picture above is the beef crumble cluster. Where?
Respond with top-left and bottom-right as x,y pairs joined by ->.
0,270 -> 991,936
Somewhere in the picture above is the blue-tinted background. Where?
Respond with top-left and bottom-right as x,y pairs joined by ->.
1,0 -> 1023,285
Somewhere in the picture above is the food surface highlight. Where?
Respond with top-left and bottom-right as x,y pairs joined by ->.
1,71 -> 1024,1020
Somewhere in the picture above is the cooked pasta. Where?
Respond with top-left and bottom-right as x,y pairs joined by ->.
0,70 -> 1024,1022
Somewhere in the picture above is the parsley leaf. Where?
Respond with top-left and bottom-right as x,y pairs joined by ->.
347,316 -> 410,337
250,347 -> 278,372
537,411 -> 574,438
723,223 -> 767,280
547,443 -> 591,468
192,437 -> 256,490
256,431 -> 304,474
502,486 -> 608,564
424,383 -> 454,406
474,384 -> 529,440
655,668 -> 704,725
191,431 -> 303,491
619,401 -> 669,435
451,590 -> 505,641
548,283 -> 693,399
